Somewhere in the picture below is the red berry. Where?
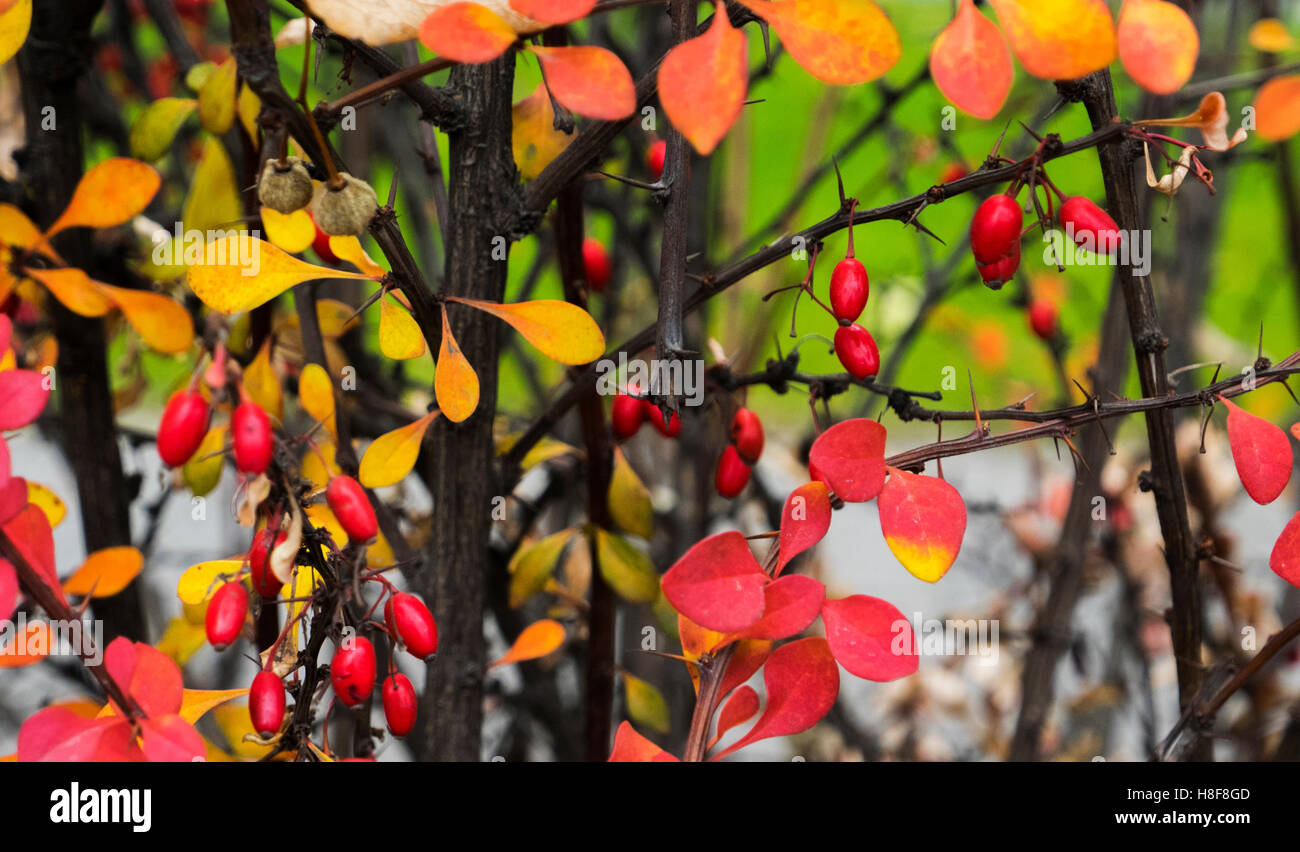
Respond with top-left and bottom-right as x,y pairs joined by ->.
1058,196 -> 1122,256
977,242 -> 1020,289
310,213 -> 339,265
647,139 -> 666,181
809,459 -> 827,485
385,592 -> 438,660
582,238 -> 612,293
331,636 -> 377,707
382,673 -> 418,738
158,389 -> 211,467
205,581 -> 248,651
249,528 -> 288,598
834,323 -> 881,380
644,401 -> 682,438
232,400 -> 273,475
730,408 -> 764,464
829,257 -> 869,322
1028,299 -> 1059,341
326,475 -> 378,543
971,194 -> 1023,289
249,670 -> 286,738
715,445 -> 751,499
611,393 -> 645,440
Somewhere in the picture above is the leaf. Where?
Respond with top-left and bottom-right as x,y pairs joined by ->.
713,637 -> 839,760
104,637 -> 184,716
0,203 -> 52,258
238,84 -> 261,142
176,559 -> 242,606
737,0 -> 900,85
1220,395 -> 1292,505
608,720 -> 678,762
608,447 -> 653,540
380,293 -> 427,360
1116,0 -> 1198,95
183,424 -> 228,497
140,715 -> 204,762
777,481 -> 832,573
186,234 -> 375,315
0,366 -> 49,429
358,410 -> 438,488
452,297 -> 604,364
418,1 -> 518,62
715,685 -> 759,743
525,45 -> 636,121
179,688 -> 250,724
299,363 -> 336,440
1271,510 -> 1300,588
261,207 -> 316,254
0,619 -> 50,667
61,546 -> 144,598
807,418 -> 887,502
430,306 -> 479,423
987,0 -> 1116,81
1249,19 -> 1295,53
929,0 -> 1013,119
94,282 -> 194,354
821,594 -> 918,681
594,527 -> 659,603
661,531 -> 768,633
1,504 -> 64,607
718,639 -> 772,699
723,574 -> 824,643
0,558 -> 15,622
129,98 -> 197,162
512,83 -> 575,181
183,137 -> 243,236
328,236 -> 387,277
198,58 -> 238,134
490,618 -> 566,668
658,12 -> 748,155
508,0 -> 595,25
46,158 -> 160,239
509,528 -> 575,608
156,617 -> 207,666
244,340 -> 283,421
877,467 -> 967,582
1138,91 -> 1248,151
26,267 -> 114,317
623,672 -> 670,735
0,0 -> 31,67
17,709 -> 137,761
1254,75 -> 1300,142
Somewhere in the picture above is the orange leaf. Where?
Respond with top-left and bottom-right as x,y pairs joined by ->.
0,0 -> 31,68
94,283 -> 194,354
61,546 -> 144,598
509,0 -> 595,25
26,268 -> 114,317
737,0 -> 900,85
490,618 -> 565,668
1117,0 -> 1198,95
178,688 -> 249,725
512,83 -> 575,180
929,0 -> 1013,119
358,410 -> 439,488
526,45 -> 635,120
451,297 -> 605,364
186,234 -> 376,315
0,203 -> 58,262
1255,75 -> 1300,142
658,12 -> 748,155
988,0 -> 1116,81
0,620 -> 52,668
328,235 -> 387,277
608,720 -> 678,761
45,158 -> 160,239
418,2 -> 518,63
434,305 -> 479,423
1248,19 -> 1295,53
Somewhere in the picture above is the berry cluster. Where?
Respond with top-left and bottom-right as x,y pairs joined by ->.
828,206 -> 880,380
158,381 -> 273,478
611,388 -> 682,440
715,407 -> 764,498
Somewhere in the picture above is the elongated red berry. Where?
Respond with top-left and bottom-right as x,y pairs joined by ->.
382,673 -> 418,738
971,194 -> 1024,265
326,475 -> 377,543
582,238 -> 612,293
331,636 -> 377,707
310,213 -> 339,265
249,528 -> 288,598
647,139 -> 666,181
385,592 -> 438,660
977,241 -> 1020,289
249,670 -> 286,738
715,445 -> 751,498
834,323 -> 881,380
232,400 -> 273,475
730,408 -> 764,464
829,258 -> 869,322
205,581 -> 248,650
1058,196 -> 1122,256
644,401 -> 682,438
611,393 -> 645,440
158,389 -> 210,467
1028,299 -> 1058,341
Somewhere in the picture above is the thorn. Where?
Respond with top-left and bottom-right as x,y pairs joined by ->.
905,213 -> 947,245
832,156 -> 847,208
1041,96 -> 1068,122
759,21 -> 772,71
1279,378 -> 1300,407
742,98 -> 766,106
1071,378 -> 1092,403
386,169 -> 399,208
591,170 -> 660,192
968,371 -> 983,435
1198,404 -> 1213,454
1258,322 -> 1264,362
989,119 -> 1013,160
1018,120 -> 1044,142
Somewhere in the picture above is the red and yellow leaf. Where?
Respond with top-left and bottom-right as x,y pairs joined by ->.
807,418 -> 887,502
434,304 -> 478,422
737,0 -> 900,85
821,594 -> 917,682
418,2 -> 518,63
1117,0 -> 1198,95
877,467 -> 967,582
1220,395 -> 1292,505
658,12 -> 748,155
988,0 -> 1116,81
451,297 -> 604,364
661,531 -> 768,633
929,0 -> 1013,119
526,45 -> 636,121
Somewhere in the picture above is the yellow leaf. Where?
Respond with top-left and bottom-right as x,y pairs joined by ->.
46,158 -> 160,239
180,688 -> 250,724
358,410 -> 438,488
25,267 -> 113,317
26,481 -> 66,527
301,438 -> 340,491
182,424 -> 228,496
94,282 -> 194,354
988,0 -> 1116,81
244,340 -> 283,421
185,61 -> 216,92
237,84 -> 261,142
509,528 -> 576,608
451,297 -> 604,365
1248,18 -> 1294,53
737,0 -> 900,85
623,672 -> 670,734
177,559 -> 243,606
434,305 -> 478,422
0,203 -> 52,258
608,447 -> 653,539
212,703 -> 277,760
316,299 -> 358,337
261,207 -> 315,253
198,57 -> 238,134
380,293 -> 426,360
368,527 -> 395,569
61,546 -> 144,598
490,619 -> 566,668
298,362 -> 336,440
0,0 -> 31,67
183,137 -> 242,236
286,562 -> 320,647
129,97 -> 197,162
592,527 -> 658,603
186,235 -> 375,315
328,235 -> 386,277
305,503 -> 346,553
156,617 -> 207,666
512,83 -> 575,180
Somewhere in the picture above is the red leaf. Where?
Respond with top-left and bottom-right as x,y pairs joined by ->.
0,558 -> 15,621
1220,395 -> 1292,505
608,720 -> 679,761
718,639 -> 772,700
509,0 -> 596,25
725,574 -> 824,642
777,481 -> 832,573
714,685 -> 759,742
807,418 -> 887,502
1,503 -> 64,607
18,708 -> 140,762
1271,510 -> 1300,588
0,434 -> 8,484
418,2 -> 518,63
878,467 -> 967,582
929,0 -> 1013,119
821,595 -> 917,682
0,368 -> 50,430
657,12 -> 748,155
0,475 -> 26,526
661,531 -> 768,633
713,637 -> 839,760
139,715 -> 204,762
104,638 -> 184,717
526,45 -> 635,120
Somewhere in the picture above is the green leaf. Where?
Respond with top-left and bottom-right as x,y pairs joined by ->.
508,528 -> 576,608
592,527 -> 658,603
129,98 -> 197,162
623,672 -> 670,735
608,447 -> 653,540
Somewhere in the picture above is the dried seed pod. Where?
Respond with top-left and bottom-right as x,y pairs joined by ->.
257,156 -> 313,214
311,173 -> 379,237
